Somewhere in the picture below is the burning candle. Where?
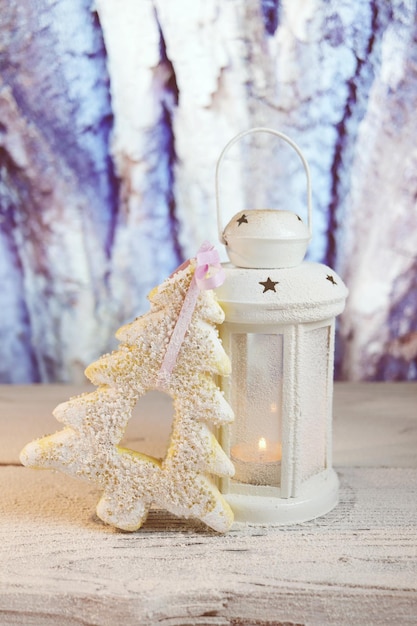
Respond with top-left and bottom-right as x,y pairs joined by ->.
231,437 -> 282,487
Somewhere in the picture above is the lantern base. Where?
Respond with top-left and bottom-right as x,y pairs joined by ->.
226,469 -> 339,526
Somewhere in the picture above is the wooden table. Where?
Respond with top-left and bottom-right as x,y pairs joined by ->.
0,383 -> 416,625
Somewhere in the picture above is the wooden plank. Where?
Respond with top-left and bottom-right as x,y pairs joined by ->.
333,382 -> 417,467
0,465 -> 416,625
0,383 -> 416,624
1,383 -> 416,467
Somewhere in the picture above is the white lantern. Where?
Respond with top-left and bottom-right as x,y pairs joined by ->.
215,128 -> 348,524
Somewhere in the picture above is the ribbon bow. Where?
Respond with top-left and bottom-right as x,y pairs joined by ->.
156,242 -> 225,389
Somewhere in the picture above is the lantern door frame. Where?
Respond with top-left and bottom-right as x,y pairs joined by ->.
217,316 -> 339,525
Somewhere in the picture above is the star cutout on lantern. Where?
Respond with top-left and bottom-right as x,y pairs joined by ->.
237,214 -> 248,226
259,277 -> 279,293
326,274 -> 337,285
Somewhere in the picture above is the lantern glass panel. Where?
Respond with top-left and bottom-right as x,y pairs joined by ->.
229,332 -> 283,487
297,325 -> 331,485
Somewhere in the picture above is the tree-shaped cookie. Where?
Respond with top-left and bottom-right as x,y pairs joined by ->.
20,243 -> 235,532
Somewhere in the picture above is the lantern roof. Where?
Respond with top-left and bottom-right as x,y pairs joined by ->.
216,262 -> 348,325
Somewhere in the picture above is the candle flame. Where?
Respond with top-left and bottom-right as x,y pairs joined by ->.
258,437 -> 267,451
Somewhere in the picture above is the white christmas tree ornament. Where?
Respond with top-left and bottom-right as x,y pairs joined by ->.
20,243 -> 235,533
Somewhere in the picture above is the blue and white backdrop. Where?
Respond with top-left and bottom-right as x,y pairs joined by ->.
1,0 -> 416,383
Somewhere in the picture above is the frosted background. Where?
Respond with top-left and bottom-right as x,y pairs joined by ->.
0,0 -> 416,382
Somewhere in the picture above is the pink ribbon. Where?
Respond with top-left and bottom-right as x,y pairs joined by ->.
156,242 -> 225,389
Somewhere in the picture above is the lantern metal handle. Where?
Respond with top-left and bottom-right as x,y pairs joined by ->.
215,127 -> 313,244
